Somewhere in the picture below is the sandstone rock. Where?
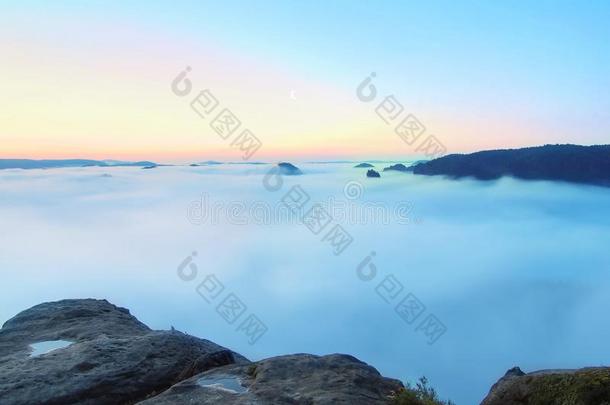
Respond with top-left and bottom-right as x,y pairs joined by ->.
277,162 -> 303,175
0,299 -> 148,347
481,366 -> 610,405
367,169 -> 381,178
0,299 -> 408,404
141,353 -> 404,405
382,164 -> 409,172
0,299 -> 246,405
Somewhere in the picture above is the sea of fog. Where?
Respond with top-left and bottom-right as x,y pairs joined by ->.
1,163 -> 610,404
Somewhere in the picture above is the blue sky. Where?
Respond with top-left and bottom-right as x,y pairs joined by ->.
2,0 -> 609,159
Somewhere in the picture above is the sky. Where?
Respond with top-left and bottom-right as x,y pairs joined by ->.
1,0 -> 609,162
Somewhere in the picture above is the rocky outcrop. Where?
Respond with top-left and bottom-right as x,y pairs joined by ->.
0,299 -> 246,405
141,353 -> 403,405
5,299 -> 609,404
382,163 -> 409,172
0,299 -> 404,405
412,144 -> 610,186
277,162 -> 303,175
481,366 -> 610,405
367,169 -> 381,178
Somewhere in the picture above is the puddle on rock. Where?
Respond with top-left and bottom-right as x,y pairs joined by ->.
197,375 -> 248,394
29,340 -> 73,357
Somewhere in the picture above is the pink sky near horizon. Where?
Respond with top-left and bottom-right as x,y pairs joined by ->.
1,3 -> 607,163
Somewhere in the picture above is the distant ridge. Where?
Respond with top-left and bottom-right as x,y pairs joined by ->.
410,144 -> 610,186
0,159 -> 157,170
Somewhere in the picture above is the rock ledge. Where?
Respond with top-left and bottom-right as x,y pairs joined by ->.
0,299 -> 402,405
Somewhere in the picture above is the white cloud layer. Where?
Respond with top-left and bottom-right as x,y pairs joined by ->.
1,164 -> 610,404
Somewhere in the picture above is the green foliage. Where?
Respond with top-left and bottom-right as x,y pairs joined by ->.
390,376 -> 454,405
246,365 -> 257,377
524,369 -> 610,405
